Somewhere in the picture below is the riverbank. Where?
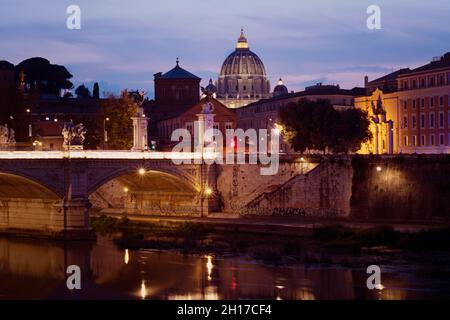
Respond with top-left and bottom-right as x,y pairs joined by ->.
98,212 -> 446,236
90,214 -> 450,268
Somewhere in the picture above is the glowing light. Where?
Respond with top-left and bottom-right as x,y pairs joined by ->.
376,166 -> 382,172
0,151 -> 222,160
45,117 -> 50,121
26,108 -> 31,113
54,118 -> 58,122
375,283 -> 385,290
123,187 -> 129,193
204,187 -> 213,197
138,167 -> 146,175
124,249 -> 129,264
300,157 -> 305,162
140,280 -> 147,299
105,117 -> 110,121
206,255 -> 213,281
230,141 -> 236,148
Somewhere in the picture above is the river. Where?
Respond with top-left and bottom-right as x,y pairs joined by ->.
0,235 -> 449,299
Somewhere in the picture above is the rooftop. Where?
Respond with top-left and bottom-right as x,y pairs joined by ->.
157,59 -> 201,80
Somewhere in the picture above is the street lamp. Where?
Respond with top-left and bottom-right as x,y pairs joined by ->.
103,117 -> 110,149
200,186 -> 213,218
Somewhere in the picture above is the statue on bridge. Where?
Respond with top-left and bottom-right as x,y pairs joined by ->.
0,124 -> 16,150
62,120 -> 87,150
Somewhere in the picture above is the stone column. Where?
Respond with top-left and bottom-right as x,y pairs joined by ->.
132,107 -> 149,151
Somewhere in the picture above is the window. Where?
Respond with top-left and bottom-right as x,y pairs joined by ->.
430,97 -> 434,107
430,113 -> 435,128
413,100 -> 416,108
421,135 -> 426,146
421,98 -> 425,108
440,96 -> 444,106
421,78 -> 426,88
403,116 -> 408,129
404,135 -> 408,147
430,134 -> 435,146
440,134 -> 445,146
403,81 -> 408,90
439,75 -> 445,86
412,79 -> 417,89
412,115 -> 417,129
439,112 -> 444,128
420,113 -> 426,128
225,122 -> 233,134
429,76 -> 435,87
186,122 -> 193,134
412,135 -> 417,146
447,73 -> 450,85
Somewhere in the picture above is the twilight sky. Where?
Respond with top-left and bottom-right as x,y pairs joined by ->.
1,0 -> 449,98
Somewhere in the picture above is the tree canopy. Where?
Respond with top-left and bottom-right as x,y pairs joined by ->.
100,90 -> 138,150
75,84 -> 91,99
15,57 -> 73,95
278,98 -> 372,154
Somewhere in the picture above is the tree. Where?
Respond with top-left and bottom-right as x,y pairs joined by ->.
93,82 -> 100,99
100,90 -> 138,150
15,57 -> 73,95
278,98 -> 371,154
75,84 -> 91,99
0,60 -> 39,142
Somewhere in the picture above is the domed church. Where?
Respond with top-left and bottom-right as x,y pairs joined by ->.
216,29 -> 271,109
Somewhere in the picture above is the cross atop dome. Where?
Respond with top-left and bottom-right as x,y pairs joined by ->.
236,28 -> 249,49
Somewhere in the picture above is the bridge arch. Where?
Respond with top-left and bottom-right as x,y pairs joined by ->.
87,165 -> 201,196
87,165 -> 204,216
0,171 -> 62,199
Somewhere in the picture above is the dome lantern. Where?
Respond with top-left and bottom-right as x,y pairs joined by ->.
236,28 -> 249,49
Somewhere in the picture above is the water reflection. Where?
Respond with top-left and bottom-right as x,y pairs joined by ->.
140,280 -> 147,300
0,236 -> 449,299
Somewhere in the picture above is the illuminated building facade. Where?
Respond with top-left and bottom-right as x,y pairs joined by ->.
236,83 -> 365,152
356,52 -> 450,154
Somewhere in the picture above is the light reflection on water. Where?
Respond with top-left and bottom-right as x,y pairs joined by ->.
0,236 -> 449,300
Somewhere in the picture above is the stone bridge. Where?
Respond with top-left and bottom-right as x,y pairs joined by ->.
0,151 -> 369,239
0,151 -> 218,238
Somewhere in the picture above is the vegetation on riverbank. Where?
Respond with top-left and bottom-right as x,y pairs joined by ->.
90,215 -> 450,265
